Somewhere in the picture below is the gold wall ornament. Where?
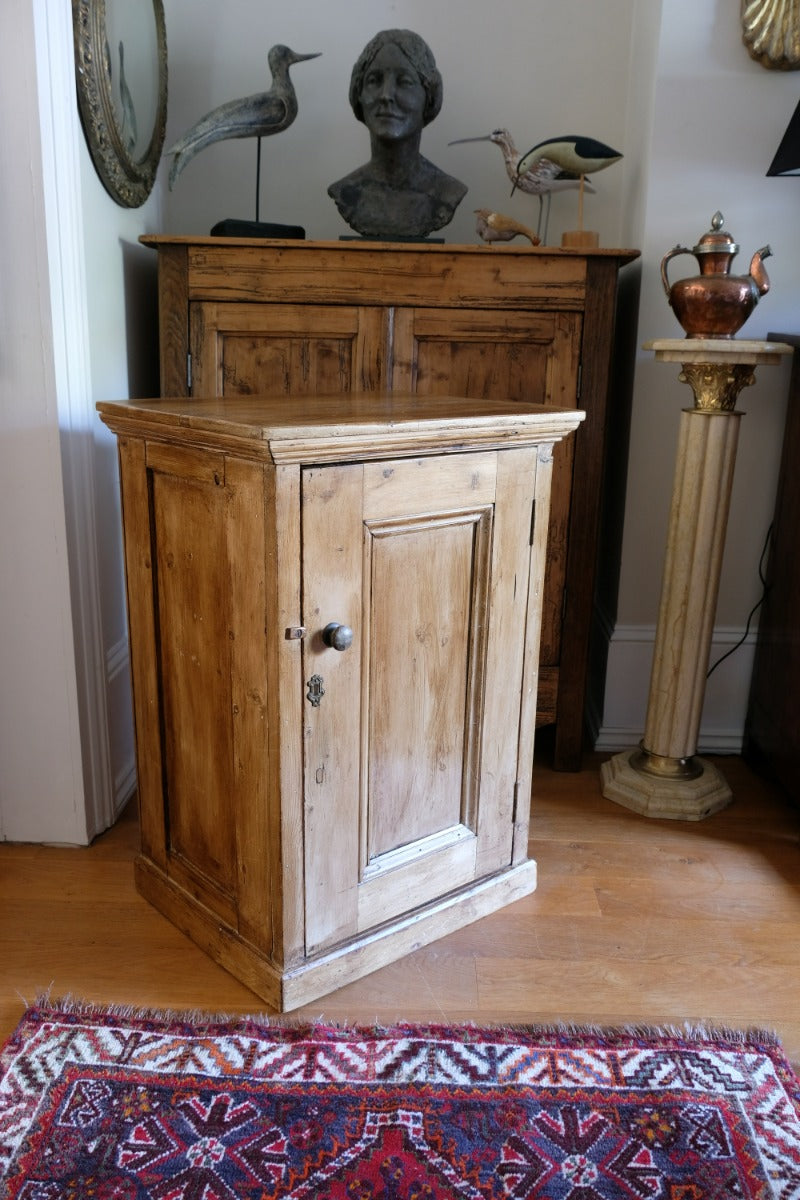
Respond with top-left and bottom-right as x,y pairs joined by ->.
741,0 -> 800,69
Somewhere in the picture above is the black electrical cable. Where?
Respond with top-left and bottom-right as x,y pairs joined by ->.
706,522 -> 773,679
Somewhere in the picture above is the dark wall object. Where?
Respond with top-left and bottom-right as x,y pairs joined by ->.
767,98 -> 800,175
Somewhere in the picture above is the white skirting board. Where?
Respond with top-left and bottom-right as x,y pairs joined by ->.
592,624 -> 756,755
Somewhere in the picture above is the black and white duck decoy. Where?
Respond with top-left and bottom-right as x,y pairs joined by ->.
515,135 -> 622,185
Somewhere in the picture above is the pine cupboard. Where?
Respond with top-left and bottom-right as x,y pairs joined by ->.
98,392 -> 583,1010
142,236 -> 638,769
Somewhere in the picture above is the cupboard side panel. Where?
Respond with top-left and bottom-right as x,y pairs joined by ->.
515,444 -> 556,862
226,458 -> 275,956
475,445 -> 539,877
150,467 -> 237,898
117,436 -> 167,869
157,244 -> 190,396
190,301 -> 221,398
273,464 -> 306,966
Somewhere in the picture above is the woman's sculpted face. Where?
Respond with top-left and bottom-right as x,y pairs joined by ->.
359,43 -> 427,142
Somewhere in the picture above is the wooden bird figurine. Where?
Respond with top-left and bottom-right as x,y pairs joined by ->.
474,208 -> 540,245
167,44 -> 320,189
449,128 -> 594,241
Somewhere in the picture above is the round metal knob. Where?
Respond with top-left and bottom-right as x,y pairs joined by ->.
322,622 -> 353,652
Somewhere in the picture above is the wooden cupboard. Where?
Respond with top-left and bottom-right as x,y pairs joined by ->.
142,236 -> 638,769
98,392 -> 583,1009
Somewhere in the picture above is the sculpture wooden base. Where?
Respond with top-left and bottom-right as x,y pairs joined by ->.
561,230 -> 599,248
600,749 -> 732,820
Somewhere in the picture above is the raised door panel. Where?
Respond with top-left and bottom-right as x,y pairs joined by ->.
127,441 -> 276,951
301,449 -> 538,955
190,302 -> 387,397
391,309 -> 582,723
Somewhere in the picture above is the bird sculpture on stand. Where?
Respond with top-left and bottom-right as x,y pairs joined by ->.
166,43 -> 320,237
448,128 -> 594,243
515,136 -> 622,247
474,208 -> 539,245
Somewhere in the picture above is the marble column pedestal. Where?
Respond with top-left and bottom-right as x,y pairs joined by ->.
601,338 -> 791,820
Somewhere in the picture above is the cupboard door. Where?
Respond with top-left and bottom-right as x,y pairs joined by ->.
301,448 -> 539,954
390,308 -> 582,724
189,302 -> 387,397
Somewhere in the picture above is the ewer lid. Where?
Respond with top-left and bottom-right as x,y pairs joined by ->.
693,211 -> 739,256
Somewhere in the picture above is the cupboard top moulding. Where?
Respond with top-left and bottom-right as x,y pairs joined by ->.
98,390 -> 586,463
142,236 -> 639,314
141,235 -> 640,772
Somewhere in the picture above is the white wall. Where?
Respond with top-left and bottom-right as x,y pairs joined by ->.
0,0 -> 86,843
598,0 -> 800,753
161,0 -> 639,247
79,122 -> 163,815
0,0 -> 159,844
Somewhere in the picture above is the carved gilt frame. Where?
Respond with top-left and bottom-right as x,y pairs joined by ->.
72,0 -> 168,206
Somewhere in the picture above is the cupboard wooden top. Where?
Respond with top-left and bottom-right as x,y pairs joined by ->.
97,392 -> 585,465
141,236 -> 639,309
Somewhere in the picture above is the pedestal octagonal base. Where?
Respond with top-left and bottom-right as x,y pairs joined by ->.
600,749 -> 733,820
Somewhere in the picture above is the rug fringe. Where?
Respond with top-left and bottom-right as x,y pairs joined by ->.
22,993 -> 782,1049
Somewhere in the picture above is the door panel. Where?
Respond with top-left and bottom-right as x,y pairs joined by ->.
365,509 -> 490,858
302,449 -> 538,954
152,469 -> 235,895
144,446 -> 273,943
190,302 -> 387,396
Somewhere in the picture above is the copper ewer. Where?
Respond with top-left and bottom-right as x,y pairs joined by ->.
661,211 -> 771,338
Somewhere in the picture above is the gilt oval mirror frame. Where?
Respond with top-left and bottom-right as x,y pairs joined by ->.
72,0 -> 168,207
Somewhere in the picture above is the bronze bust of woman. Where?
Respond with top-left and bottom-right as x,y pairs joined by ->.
328,29 -> 467,240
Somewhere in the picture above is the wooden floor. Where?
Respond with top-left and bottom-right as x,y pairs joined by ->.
2,751 -> 798,1068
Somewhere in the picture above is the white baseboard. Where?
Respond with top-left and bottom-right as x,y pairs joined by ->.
594,623 -> 755,755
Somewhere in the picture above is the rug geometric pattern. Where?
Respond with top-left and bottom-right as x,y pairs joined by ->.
1,1004 -> 799,1198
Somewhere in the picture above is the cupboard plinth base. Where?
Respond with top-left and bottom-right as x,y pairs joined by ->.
136,854 -> 538,1011
600,750 -> 732,821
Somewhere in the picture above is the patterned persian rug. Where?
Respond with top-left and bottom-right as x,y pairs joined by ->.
1,1003 -> 799,1198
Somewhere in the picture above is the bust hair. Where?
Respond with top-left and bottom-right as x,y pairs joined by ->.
349,29 -> 443,127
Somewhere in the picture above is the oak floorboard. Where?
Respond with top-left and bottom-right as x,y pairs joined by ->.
1,752 -> 798,1070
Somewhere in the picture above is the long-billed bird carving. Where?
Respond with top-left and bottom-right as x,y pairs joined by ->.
166,44 -> 320,189
449,128 -> 595,241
